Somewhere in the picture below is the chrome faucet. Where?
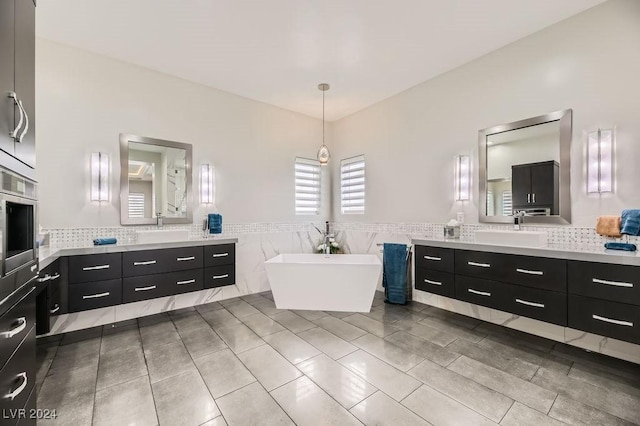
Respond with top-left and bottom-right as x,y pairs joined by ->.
513,210 -> 525,230
156,213 -> 164,229
324,233 -> 332,255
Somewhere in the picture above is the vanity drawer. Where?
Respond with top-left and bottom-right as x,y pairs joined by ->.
503,254 -> 566,292
415,268 -> 454,298
204,244 -> 235,268
68,279 -> 122,312
0,287 -> 36,371
568,295 -> 640,345
454,275 -> 502,310
68,253 -> 122,284
0,326 -> 36,419
122,269 -> 204,303
204,265 -> 235,288
455,250 -> 501,281
123,246 -> 203,277
498,283 -> 567,326
414,246 -> 454,273
568,261 -> 640,306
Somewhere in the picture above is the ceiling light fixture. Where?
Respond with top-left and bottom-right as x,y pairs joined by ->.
317,83 -> 331,166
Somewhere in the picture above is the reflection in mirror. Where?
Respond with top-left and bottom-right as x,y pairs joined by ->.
120,134 -> 193,225
479,109 -> 572,225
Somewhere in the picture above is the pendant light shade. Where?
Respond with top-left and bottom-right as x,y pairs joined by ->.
317,83 -> 331,165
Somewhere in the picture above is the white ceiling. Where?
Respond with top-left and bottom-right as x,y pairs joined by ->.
37,0 -> 605,121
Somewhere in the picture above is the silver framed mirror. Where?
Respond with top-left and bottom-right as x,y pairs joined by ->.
119,134 -> 193,225
478,109 -> 572,224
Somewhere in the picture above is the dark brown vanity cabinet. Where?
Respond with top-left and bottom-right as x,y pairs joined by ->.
511,161 -> 559,214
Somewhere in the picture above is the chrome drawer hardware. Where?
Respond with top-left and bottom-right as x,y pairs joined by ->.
592,314 -> 633,327
515,298 -> 545,308
83,292 -> 110,299
50,305 -> 60,314
212,253 -> 229,258
468,261 -> 490,268
177,279 -> 196,285
37,274 -> 51,282
135,285 -> 156,292
50,273 -> 61,280
468,289 -> 491,297
212,274 -> 229,279
1,317 -> 26,339
424,256 -> 441,261
8,92 -> 24,141
424,278 -> 442,286
133,260 -> 157,266
82,264 -> 110,271
5,372 -> 27,400
516,268 -> 543,276
177,256 -> 196,262
592,278 -> 633,288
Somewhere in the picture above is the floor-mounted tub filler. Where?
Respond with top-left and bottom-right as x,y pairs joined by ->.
264,254 -> 382,312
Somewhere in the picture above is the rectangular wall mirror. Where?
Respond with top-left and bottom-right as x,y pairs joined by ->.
478,109 -> 572,224
120,134 -> 193,225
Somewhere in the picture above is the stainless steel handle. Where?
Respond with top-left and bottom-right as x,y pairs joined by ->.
424,279 -> 442,286
592,278 -> 633,288
212,253 -> 229,258
5,372 -> 27,400
592,314 -> 633,327
467,261 -> 490,268
1,317 -> 26,338
515,298 -> 545,308
135,285 -> 156,292
133,260 -> 157,266
37,274 -> 51,282
516,268 -> 543,276
527,193 -> 531,203
50,273 -> 61,281
177,279 -> 196,285
532,193 -> 536,203
468,289 -> 491,297
50,305 -> 60,314
424,255 -> 441,261
8,92 -> 24,140
83,292 -> 110,299
17,100 -> 29,142
176,256 -> 195,261
82,265 -> 110,271
212,274 -> 229,279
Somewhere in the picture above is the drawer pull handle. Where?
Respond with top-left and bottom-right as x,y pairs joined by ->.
468,289 -> 491,297
516,268 -> 543,276
134,260 -> 157,266
50,273 -> 61,281
1,317 -> 26,338
50,305 -> 60,314
515,298 -> 545,308
177,256 -> 196,262
592,314 -> 633,327
592,278 -> 633,288
177,279 -> 196,285
83,265 -> 110,271
83,292 -> 110,299
5,372 -> 27,401
424,278 -> 442,286
212,253 -> 229,258
213,274 -> 229,279
424,256 -> 441,261
135,285 -> 157,292
468,261 -> 490,268
37,274 -> 51,282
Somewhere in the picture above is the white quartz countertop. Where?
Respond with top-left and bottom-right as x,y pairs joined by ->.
411,237 -> 640,266
38,238 -> 238,270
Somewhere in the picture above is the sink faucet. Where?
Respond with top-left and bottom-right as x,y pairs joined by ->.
513,211 -> 525,230
324,233 -> 332,255
156,213 -> 164,229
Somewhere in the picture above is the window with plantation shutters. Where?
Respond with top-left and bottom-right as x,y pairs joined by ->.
341,155 -> 365,214
128,193 -> 145,218
295,157 -> 321,215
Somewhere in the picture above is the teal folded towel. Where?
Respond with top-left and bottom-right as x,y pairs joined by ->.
621,209 -> 640,236
604,242 -> 637,251
93,238 -> 117,246
383,243 -> 408,305
208,213 -> 222,234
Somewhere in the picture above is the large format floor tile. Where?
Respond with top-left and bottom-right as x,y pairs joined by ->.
351,333 -> 424,372
217,382 -> 294,426
263,330 -> 321,364
195,349 -> 256,398
144,340 -> 195,383
240,312 -> 286,337
238,345 -> 302,391
313,316 -> 367,341
297,327 -> 357,360
97,344 -> 147,390
342,313 -> 401,338
350,391 -> 430,426
500,402 -> 564,426
271,311 -> 317,333
215,323 -> 265,354
93,376 -> 158,426
385,330 -> 459,367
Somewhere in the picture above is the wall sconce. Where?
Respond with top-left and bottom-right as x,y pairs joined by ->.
200,163 -> 214,204
587,129 -> 613,193
90,152 -> 109,201
455,155 -> 470,201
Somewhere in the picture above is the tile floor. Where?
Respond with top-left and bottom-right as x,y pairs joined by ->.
35,291 -> 640,425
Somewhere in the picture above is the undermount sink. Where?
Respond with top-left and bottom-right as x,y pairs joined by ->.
136,229 -> 189,244
474,229 -> 547,248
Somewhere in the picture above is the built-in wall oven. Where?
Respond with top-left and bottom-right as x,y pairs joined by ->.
0,167 -> 37,302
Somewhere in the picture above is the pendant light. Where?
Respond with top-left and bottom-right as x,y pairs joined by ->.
317,83 -> 331,165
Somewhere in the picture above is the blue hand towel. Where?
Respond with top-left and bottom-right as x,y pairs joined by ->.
604,242 -> 637,251
93,238 -> 117,246
208,213 -> 222,234
382,243 -> 408,305
621,209 -> 640,236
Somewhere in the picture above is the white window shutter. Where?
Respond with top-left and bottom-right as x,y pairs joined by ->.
295,157 -> 321,215
341,155 -> 365,214
128,193 -> 145,218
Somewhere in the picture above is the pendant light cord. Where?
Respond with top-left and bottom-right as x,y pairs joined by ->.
322,89 -> 325,146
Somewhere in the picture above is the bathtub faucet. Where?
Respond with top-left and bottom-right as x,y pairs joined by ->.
324,233 -> 332,255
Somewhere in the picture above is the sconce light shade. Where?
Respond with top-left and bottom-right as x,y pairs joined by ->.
455,155 -> 470,201
587,129 -> 613,193
90,152 -> 109,201
200,163 -> 214,204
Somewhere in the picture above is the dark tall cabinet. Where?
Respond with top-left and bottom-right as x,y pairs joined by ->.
0,0 -> 36,181
512,161 -> 559,215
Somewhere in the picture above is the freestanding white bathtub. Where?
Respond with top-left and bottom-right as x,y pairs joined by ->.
264,254 -> 382,312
